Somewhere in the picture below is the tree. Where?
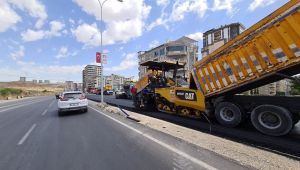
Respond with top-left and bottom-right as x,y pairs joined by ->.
291,76 -> 300,95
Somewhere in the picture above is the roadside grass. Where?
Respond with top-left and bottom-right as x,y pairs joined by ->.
0,88 -> 23,97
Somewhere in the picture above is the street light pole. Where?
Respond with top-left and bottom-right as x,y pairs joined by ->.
97,0 -> 123,103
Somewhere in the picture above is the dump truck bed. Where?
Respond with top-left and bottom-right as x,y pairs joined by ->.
193,0 -> 300,99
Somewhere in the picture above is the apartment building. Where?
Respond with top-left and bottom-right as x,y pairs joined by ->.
201,23 -> 246,58
82,65 -> 102,92
65,81 -> 74,91
19,77 -> 26,82
138,36 -> 198,79
104,74 -> 133,91
257,79 -> 291,96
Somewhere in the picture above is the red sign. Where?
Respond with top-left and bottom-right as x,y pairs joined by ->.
96,52 -> 101,63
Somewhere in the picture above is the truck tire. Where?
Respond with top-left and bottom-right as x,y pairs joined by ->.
215,102 -> 244,127
251,105 -> 293,136
293,114 -> 300,126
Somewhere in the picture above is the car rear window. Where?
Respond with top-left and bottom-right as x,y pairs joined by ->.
63,93 -> 82,99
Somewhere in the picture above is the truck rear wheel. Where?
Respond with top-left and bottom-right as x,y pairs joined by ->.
251,105 -> 293,136
215,102 -> 244,127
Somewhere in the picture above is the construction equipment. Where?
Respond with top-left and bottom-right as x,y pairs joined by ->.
115,81 -> 135,99
133,0 -> 300,136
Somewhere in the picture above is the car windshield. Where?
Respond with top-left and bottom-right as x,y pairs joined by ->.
64,93 -> 82,99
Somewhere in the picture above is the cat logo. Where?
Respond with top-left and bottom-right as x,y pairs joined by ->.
185,93 -> 195,100
176,90 -> 196,101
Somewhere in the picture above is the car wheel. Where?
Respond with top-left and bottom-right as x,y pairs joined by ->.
81,107 -> 88,113
58,110 -> 64,116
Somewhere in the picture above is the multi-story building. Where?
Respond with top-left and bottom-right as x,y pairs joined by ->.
138,36 -> 198,79
44,80 -> 50,84
32,80 -> 38,84
82,65 -> 102,92
257,79 -> 291,96
65,81 -> 74,91
104,74 -> 133,91
38,80 -> 43,83
77,83 -> 83,91
201,23 -> 246,58
20,77 -> 26,82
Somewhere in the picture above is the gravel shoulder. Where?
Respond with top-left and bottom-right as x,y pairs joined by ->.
89,100 -> 300,170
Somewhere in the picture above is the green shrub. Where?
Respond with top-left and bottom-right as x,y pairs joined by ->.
0,88 -> 22,96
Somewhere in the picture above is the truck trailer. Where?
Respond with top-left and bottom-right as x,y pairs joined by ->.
133,0 -> 300,136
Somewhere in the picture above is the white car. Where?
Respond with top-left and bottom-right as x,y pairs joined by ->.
57,91 -> 88,116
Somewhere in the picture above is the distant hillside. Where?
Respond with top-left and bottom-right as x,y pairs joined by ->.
0,82 -> 64,100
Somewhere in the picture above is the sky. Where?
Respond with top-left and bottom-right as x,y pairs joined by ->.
0,0 -> 289,83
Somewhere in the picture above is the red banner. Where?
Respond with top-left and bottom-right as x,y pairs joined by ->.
96,52 -> 101,63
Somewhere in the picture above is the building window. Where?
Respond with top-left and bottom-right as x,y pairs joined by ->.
214,30 -> 221,42
230,26 -> 239,39
208,34 -> 212,45
159,48 -> 165,56
203,36 -> 207,47
154,51 -> 159,56
167,46 -> 185,52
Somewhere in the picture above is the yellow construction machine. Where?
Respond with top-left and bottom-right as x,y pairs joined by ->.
133,61 -> 205,118
133,0 -> 300,136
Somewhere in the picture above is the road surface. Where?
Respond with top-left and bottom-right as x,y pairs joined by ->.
86,94 -> 300,158
0,96 -> 247,170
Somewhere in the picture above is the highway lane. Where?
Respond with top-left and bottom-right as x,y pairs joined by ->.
86,94 -> 300,158
0,96 -> 247,170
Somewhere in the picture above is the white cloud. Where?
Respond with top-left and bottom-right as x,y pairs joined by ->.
149,40 -> 160,49
69,18 -> 75,25
0,61 -> 85,82
187,32 -> 203,41
21,29 -> 45,42
55,46 -> 68,59
0,1 -> 21,32
211,0 -> 240,14
21,20 -> 65,42
72,0 -> 151,46
8,0 -> 47,29
71,23 -> 100,47
249,0 -> 278,11
55,46 -> 78,59
148,0 -> 241,31
9,45 -> 25,61
156,0 -> 169,6
148,0 -> 208,31
47,20 -> 65,37
106,53 -> 138,72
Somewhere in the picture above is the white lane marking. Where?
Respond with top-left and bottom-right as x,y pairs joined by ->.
0,99 -> 49,113
41,109 -> 48,116
48,100 -> 55,108
88,106 -> 217,170
0,99 -> 39,109
17,124 -> 37,145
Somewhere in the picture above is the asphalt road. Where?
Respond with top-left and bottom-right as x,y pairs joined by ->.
87,94 -> 300,158
0,96 -> 247,170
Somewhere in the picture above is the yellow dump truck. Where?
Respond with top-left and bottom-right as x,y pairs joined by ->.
133,0 -> 300,136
